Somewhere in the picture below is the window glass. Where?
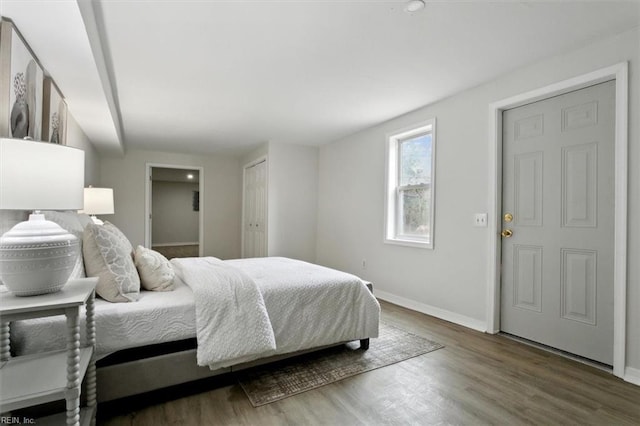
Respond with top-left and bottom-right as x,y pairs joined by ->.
399,187 -> 430,238
399,134 -> 432,187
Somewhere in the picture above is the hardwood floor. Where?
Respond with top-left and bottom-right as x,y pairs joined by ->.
98,301 -> 640,425
152,245 -> 199,259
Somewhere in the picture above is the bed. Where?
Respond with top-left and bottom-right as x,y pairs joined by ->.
9,253 -> 380,402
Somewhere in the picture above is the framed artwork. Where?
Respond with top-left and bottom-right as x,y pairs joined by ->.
42,78 -> 68,144
0,19 -> 45,140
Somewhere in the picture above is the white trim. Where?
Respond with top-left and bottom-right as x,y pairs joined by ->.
487,62 -> 628,378
384,118 -> 436,249
150,242 -> 199,247
145,163 -> 205,257
375,289 -> 486,332
241,156 -> 268,258
624,367 -> 640,386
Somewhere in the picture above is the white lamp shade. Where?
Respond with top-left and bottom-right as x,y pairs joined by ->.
83,187 -> 114,215
0,138 -> 85,210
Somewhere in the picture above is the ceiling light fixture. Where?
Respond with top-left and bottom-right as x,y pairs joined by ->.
187,174 -> 194,180
405,0 -> 425,13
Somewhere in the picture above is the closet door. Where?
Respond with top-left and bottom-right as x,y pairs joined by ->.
243,159 -> 267,258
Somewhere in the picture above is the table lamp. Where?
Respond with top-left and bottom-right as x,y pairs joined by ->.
0,138 -> 85,296
83,186 -> 114,225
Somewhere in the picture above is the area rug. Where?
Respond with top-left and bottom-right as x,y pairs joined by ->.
237,323 -> 444,406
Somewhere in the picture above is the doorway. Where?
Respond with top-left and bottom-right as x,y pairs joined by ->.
145,164 -> 204,258
486,62 -> 628,377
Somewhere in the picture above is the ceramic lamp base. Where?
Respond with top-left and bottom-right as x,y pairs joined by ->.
0,213 -> 79,296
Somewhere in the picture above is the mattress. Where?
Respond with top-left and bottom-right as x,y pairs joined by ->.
9,278 -> 196,359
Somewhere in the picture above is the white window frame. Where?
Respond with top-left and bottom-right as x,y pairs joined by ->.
384,118 -> 436,249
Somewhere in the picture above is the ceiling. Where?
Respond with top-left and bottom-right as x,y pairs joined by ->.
3,1 -> 639,156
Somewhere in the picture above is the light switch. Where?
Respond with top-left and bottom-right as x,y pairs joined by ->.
474,213 -> 488,227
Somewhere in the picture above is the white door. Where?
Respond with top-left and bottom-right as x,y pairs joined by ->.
500,81 -> 615,365
243,160 -> 267,258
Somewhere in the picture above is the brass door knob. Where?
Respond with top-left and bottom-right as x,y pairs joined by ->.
501,229 -> 513,238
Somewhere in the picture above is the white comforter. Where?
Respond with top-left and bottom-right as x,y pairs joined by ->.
170,257 -> 277,369
10,257 -> 380,370
172,257 -> 380,370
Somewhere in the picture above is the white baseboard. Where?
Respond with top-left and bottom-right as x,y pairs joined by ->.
375,289 -> 486,332
625,367 -> 640,386
152,242 -> 199,247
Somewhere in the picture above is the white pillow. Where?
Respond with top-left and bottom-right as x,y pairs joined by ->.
42,211 -> 86,279
83,223 -> 140,302
134,246 -> 175,291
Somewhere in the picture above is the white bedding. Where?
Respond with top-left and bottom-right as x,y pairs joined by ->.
10,278 -> 196,359
170,257 -> 277,369
10,257 -> 380,367
227,257 -> 380,356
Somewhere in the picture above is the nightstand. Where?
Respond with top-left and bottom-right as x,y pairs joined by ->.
0,277 -> 98,426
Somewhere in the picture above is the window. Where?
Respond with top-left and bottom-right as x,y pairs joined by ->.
385,119 -> 436,248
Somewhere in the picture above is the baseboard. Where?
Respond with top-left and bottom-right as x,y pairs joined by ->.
152,242 -> 199,247
624,366 -> 640,386
375,290 -> 486,332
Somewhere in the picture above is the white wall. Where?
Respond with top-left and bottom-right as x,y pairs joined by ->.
241,142 -> 319,262
267,142 -> 318,262
316,28 -> 640,374
66,113 -> 100,185
100,149 -> 241,259
151,181 -> 199,245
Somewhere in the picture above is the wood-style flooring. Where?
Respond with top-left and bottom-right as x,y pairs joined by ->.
98,301 -> 640,425
152,245 -> 199,259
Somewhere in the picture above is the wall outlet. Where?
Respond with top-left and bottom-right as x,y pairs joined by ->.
474,213 -> 488,227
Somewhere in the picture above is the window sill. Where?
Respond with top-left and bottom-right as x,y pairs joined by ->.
384,238 -> 433,249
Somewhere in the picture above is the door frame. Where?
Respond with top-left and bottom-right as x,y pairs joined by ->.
144,163 -> 205,257
486,62 -> 628,378
241,156 -> 268,258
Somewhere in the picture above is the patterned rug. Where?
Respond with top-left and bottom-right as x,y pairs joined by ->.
237,323 -> 444,406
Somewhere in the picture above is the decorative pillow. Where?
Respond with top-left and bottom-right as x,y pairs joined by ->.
83,222 -> 140,302
134,245 -> 175,291
42,210 -> 87,279
103,221 -> 133,250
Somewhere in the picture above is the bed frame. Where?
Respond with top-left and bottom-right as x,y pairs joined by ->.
96,282 -> 374,403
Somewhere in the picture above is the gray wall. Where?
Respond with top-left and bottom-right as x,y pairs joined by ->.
100,149 -> 242,259
151,181 -> 199,245
316,28 -> 640,375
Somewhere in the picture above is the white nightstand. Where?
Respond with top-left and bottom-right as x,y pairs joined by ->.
0,277 -> 98,426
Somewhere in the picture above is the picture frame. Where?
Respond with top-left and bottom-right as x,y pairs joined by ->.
42,77 -> 68,144
0,19 -> 45,141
